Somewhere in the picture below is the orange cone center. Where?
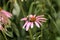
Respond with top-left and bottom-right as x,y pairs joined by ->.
29,16 -> 36,22
0,7 -> 2,11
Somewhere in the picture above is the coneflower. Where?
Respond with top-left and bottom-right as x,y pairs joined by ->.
21,14 -> 47,31
0,7 -> 12,30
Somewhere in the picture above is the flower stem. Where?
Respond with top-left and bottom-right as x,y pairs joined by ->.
19,1 -> 26,17
29,30 -> 33,40
2,31 -> 8,40
46,0 -> 56,13
41,26 -> 43,40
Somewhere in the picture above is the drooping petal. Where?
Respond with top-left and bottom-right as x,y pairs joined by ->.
26,22 -> 31,31
36,15 -> 44,18
0,24 -> 3,30
21,17 -> 27,21
1,10 -> 12,18
38,18 -> 47,20
36,18 -> 47,22
23,21 -> 28,28
37,18 -> 47,22
36,21 -> 42,26
31,22 -> 33,28
35,21 -> 40,28
0,17 -> 3,21
39,20 -> 46,22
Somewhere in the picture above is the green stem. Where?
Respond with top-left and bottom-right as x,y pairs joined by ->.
41,26 -> 43,40
2,31 -> 8,40
29,30 -> 33,40
46,0 -> 56,13
28,2 -> 35,15
19,1 -> 26,17
6,1 -> 10,6
28,1 -> 39,15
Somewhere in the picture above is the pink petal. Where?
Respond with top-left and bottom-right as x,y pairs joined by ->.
0,17 -> 3,21
37,18 -> 46,22
31,22 -> 33,28
36,21 -> 42,26
0,24 -> 3,30
1,10 -> 12,18
0,19 -> 1,21
21,17 -> 27,21
23,21 -> 28,28
39,20 -> 46,22
0,17 -> 4,23
35,22 -> 40,28
36,18 -> 47,22
36,15 -> 44,18
26,22 -> 31,31
37,18 -> 46,20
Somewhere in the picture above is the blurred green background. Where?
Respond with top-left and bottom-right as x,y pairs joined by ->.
0,0 -> 60,40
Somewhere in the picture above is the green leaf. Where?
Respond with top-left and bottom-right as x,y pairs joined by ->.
28,1 -> 39,15
57,0 -> 60,6
4,26 -> 13,38
12,0 -> 20,17
56,37 -> 60,40
0,32 -> 5,40
12,23 -> 20,37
